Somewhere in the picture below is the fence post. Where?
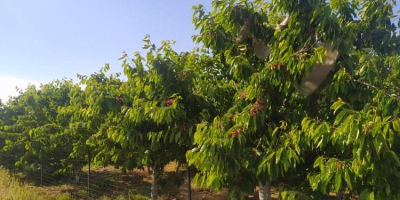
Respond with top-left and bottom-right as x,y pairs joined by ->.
12,154 -> 15,176
88,148 -> 91,200
187,165 -> 192,200
40,157 -> 43,186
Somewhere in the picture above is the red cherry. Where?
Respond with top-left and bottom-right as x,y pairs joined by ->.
234,176 -> 243,183
165,99 -> 173,106
181,70 -> 189,76
116,96 -> 123,103
233,131 -> 238,137
228,114 -> 234,123
256,98 -> 265,105
256,104 -> 264,111
232,128 -> 242,137
238,91 -> 246,99
180,123 -> 187,131
336,161 -> 343,170
273,62 -> 282,68
249,108 -> 257,115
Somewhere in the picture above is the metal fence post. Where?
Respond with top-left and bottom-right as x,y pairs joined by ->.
187,165 -> 192,200
88,148 -> 91,200
12,154 -> 15,176
40,157 -> 43,186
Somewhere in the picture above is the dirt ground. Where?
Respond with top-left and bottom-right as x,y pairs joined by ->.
20,163 -> 285,200
17,163 -> 355,200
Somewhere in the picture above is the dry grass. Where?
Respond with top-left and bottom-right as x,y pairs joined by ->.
0,167 -> 72,200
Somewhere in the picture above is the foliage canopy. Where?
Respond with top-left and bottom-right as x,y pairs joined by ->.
1,0 -> 400,199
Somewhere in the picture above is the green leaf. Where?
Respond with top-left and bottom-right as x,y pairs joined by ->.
313,157 -> 324,169
206,174 -> 216,188
390,151 -> 400,166
383,123 -> 389,138
276,148 -> 284,164
344,168 -> 352,190
119,51 -> 128,60
360,189 -> 369,200
385,183 -> 391,196
142,34 -> 150,42
334,110 -> 347,125
331,99 -> 346,114
393,119 -> 400,132
369,191 -> 374,200
334,172 -> 342,192
371,123 -> 381,137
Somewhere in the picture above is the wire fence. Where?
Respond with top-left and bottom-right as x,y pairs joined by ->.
7,156 -> 144,200
6,156 -> 195,200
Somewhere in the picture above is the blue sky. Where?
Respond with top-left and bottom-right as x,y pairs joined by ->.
0,0 -> 212,101
0,0 -> 399,101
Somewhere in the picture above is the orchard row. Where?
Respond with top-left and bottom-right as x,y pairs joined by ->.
1,0 -> 400,200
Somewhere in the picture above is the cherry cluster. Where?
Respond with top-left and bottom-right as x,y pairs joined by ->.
249,98 -> 265,115
228,114 -> 234,123
179,123 -> 188,131
336,161 -> 343,170
115,95 -> 123,104
228,128 -> 242,138
307,28 -> 314,35
177,70 -> 189,80
273,62 -> 287,70
238,91 -> 246,100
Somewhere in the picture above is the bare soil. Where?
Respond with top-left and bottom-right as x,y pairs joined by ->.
19,163 -> 353,200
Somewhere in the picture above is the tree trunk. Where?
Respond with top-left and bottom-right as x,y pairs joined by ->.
33,161 -> 37,172
151,167 -> 159,200
258,181 -> 272,200
187,165 -> 192,200
75,171 -> 80,183
336,190 -> 344,200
